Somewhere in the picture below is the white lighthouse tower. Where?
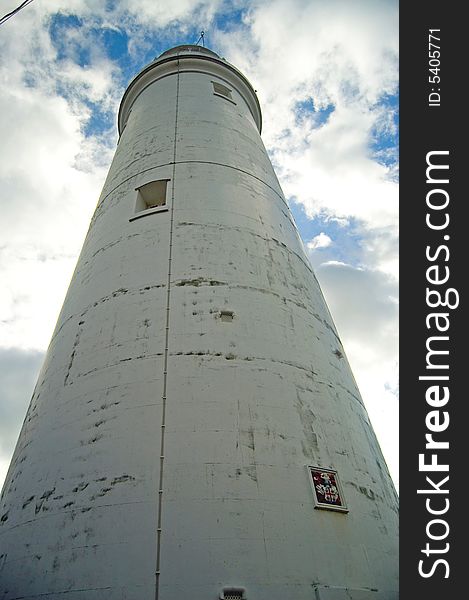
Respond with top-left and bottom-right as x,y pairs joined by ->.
0,45 -> 398,599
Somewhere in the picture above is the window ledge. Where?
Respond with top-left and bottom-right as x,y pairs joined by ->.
129,206 -> 169,221
213,92 -> 237,105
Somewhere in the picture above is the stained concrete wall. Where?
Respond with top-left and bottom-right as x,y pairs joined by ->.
0,45 -> 398,600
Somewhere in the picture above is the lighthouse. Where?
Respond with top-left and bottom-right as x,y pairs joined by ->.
0,45 -> 398,599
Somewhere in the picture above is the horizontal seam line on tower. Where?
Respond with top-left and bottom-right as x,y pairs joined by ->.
48,284 -> 166,345
6,585 -> 114,599
0,500 -> 150,533
118,62 -> 261,135
173,221 -> 315,276
96,159 -> 288,213
169,351 -> 316,374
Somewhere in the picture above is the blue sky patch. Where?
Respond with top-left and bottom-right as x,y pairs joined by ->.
49,14 -> 85,64
289,201 -> 366,268
370,93 -> 399,170
295,99 -> 335,127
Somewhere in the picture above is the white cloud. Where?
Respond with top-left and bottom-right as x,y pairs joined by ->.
0,348 -> 44,486
315,260 -> 399,487
123,0 -> 224,27
0,4 -> 117,353
0,83 -> 112,350
307,232 -> 332,250
273,105 -> 398,232
215,0 -> 398,259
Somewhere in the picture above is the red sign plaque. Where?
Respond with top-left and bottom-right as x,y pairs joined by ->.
308,467 -> 348,512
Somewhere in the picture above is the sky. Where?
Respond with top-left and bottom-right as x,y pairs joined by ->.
0,0 -> 399,490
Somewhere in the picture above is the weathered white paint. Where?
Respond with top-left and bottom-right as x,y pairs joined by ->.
0,45 -> 398,600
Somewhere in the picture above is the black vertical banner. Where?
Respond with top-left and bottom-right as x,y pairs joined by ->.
401,3 -> 464,598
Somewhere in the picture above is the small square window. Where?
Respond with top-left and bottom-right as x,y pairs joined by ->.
220,310 -> 234,323
212,81 -> 236,103
220,588 -> 245,600
137,180 -> 168,209
130,179 -> 169,220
